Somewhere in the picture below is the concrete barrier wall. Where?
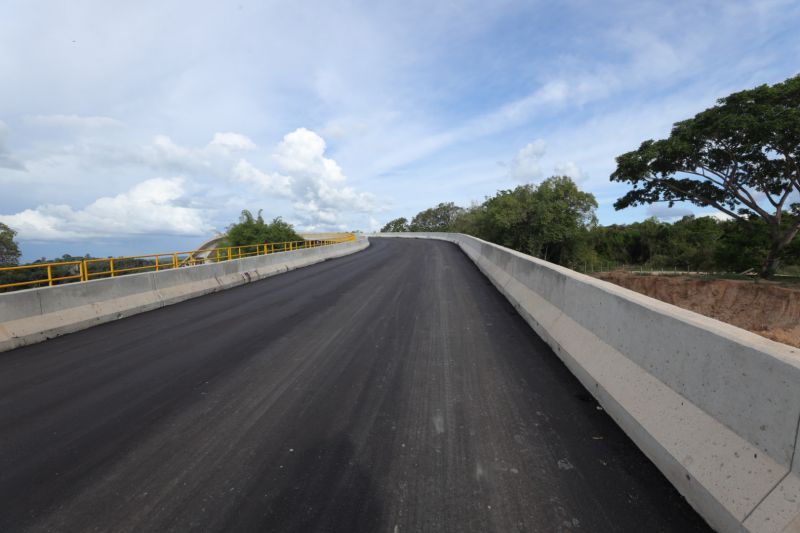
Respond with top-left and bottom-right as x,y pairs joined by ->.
0,237 -> 368,353
375,232 -> 800,533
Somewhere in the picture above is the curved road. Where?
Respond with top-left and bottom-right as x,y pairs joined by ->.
0,238 -> 710,532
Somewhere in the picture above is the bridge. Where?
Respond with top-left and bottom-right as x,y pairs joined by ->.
1,235 -> 798,532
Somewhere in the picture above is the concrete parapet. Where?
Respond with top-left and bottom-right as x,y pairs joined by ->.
374,232 -> 800,533
0,237 -> 368,353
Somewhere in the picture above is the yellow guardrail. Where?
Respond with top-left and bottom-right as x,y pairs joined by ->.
0,234 -> 356,292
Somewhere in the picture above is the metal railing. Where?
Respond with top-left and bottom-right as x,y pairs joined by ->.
0,234 -> 355,292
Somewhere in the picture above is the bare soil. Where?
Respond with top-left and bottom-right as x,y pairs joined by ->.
594,272 -> 800,348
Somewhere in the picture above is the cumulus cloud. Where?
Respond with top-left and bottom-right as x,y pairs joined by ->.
208,132 -> 257,151
149,131 -> 257,166
277,128 -> 376,224
0,177 -> 209,240
232,128 -> 377,227
232,159 -> 292,197
510,139 -> 546,182
145,135 -> 209,171
0,121 -> 26,171
3,126 -> 376,239
553,161 -> 585,181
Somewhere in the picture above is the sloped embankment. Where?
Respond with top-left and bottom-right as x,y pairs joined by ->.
594,272 -> 800,348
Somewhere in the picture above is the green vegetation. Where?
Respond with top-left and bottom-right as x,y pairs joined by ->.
464,176 -> 597,264
382,177 -> 800,275
384,176 -> 599,267
222,209 -> 303,247
409,202 -> 464,232
0,253 -> 92,291
584,214 -> 800,273
381,217 -> 409,232
0,210 -> 304,291
0,222 -> 21,266
611,74 -> 800,277
381,75 -> 800,278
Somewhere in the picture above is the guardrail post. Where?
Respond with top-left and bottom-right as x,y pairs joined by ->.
110,258 -> 115,278
155,256 -> 160,271
81,260 -> 87,282
172,254 -> 178,269
47,265 -> 53,286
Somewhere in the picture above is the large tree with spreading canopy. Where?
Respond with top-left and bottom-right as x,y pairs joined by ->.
611,75 -> 800,277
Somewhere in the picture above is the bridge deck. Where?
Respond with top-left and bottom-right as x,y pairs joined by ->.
0,238 -> 709,532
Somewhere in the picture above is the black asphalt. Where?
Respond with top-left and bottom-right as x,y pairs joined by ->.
0,238 -> 710,532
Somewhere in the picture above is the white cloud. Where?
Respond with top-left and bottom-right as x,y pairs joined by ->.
147,134 -> 208,170
273,128 -> 346,183
87,132 -> 257,174
276,128 -> 376,225
704,212 -> 734,222
208,132 -> 257,151
510,139 -> 546,182
553,161 -> 585,181
0,177 -> 209,240
232,159 -> 292,197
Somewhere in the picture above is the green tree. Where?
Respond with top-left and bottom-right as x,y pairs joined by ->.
224,209 -> 303,247
611,74 -> 800,277
479,176 -> 597,264
380,217 -> 410,232
409,202 -> 464,232
0,222 -> 21,266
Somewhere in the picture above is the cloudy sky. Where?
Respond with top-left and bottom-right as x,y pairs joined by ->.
1,0 -> 798,261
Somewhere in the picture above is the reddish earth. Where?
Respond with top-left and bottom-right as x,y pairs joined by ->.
594,272 -> 800,349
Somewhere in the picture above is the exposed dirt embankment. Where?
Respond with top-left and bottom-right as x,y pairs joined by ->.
594,272 -> 800,348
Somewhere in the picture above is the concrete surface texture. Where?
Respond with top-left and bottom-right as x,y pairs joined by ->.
375,232 -> 800,533
0,237 -> 368,353
0,238 -> 709,532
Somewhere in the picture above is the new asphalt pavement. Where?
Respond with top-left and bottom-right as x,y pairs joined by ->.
0,238 -> 710,532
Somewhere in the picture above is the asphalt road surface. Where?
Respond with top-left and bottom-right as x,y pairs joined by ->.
0,238 -> 711,532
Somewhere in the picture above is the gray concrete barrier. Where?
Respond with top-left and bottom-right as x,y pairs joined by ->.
0,237 -> 368,353
374,232 -> 800,533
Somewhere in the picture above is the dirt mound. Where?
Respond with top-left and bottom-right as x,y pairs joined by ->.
594,272 -> 800,348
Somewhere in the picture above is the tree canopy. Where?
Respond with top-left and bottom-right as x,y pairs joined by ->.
382,176 -> 598,267
224,210 -> 303,247
380,217 -> 410,232
0,222 -> 21,266
409,202 -> 464,232
611,74 -> 800,276
468,176 -> 597,263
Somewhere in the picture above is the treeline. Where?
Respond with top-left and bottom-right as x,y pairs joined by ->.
0,253 -> 162,291
0,210 -> 307,291
381,176 -> 800,274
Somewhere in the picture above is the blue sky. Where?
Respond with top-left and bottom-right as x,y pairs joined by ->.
1,0 -> 799,261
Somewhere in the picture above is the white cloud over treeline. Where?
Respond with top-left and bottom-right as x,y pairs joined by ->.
0,177 -> 207,240
0,126 -> 379,241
